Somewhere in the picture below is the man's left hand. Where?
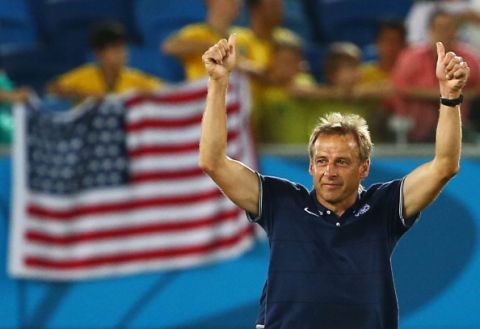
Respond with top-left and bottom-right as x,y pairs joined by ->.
436,42 -> 470,99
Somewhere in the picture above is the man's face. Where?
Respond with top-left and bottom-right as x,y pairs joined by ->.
211,0 -> 240,22
259,0 -> 283,27
309,133 -> 369,208
377,28 -> 406,64
96,43 -> 127,70
429,14 -> 458,47
330,60 -> 360,90
270,47 -> 302,83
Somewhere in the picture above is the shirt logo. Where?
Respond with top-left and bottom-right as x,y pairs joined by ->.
304,207 -> 320,217
355,204 -> 371,217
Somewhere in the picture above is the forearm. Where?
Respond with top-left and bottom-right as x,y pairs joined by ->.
199,78 -> 229,172
433,102 -> 462,177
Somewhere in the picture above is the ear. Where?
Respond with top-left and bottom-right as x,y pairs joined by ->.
360,159 -> 370,179
308,160 -> 314,176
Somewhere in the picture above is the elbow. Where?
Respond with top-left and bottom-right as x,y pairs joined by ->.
446,164 -> 460,179
437,162 -> 460,181
198,157 -> 218,176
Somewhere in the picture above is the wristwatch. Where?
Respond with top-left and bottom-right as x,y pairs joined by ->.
440,94 -> 463,107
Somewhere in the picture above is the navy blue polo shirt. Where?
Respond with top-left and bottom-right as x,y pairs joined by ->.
248,174 -> 419,329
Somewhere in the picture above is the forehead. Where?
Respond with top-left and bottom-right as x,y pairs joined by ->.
312,133 -> 360,158
378,28 -> 404,41
431,14 -> 456,27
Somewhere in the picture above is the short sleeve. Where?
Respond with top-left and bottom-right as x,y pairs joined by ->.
56,65 -> 90,88
246,174 -> 305,235
375,178 -> 420,240
246,173 -> 270,229
124,69 -> 163,91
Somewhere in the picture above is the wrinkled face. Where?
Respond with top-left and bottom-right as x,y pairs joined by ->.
309,133 -> 369,208
429,13 -> 458,47
96,43 -> 127,70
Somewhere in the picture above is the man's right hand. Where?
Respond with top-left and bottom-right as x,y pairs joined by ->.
202,35 -> 236,82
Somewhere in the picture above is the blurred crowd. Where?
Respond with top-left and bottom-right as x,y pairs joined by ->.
2,0 -> 480,146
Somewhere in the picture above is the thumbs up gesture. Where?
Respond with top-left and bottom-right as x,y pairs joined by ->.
436,42 -> 470,98
202,34 -> 237,82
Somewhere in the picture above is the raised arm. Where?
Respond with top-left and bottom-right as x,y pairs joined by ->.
199,35 -> 260,216
402,42 -> 469,219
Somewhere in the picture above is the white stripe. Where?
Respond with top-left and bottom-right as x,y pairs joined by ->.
24,216 -> 251,260
129,142 -> 241,173
26,198 -> 238,235
8,102 -> 28,277
127,114 -> 241,148
130,152 -> 200,172
128,100 -> 206,122
127,94 -> 238,123
27,174 -> 221,210
13,234 -> 253,280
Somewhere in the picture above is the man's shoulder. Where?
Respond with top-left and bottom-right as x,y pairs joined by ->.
231,26 -> 255,42
455,42 -> 480,61
401,43 -> 432,58
363,179 -> 403,200
175,23 -> 217,38
261,174 -> 309,195
57,63 -> 97,81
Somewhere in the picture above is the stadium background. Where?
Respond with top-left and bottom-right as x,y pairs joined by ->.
1,0 -> 479,328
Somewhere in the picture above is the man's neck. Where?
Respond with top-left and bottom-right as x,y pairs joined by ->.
316,192 -> 358,218
251,16 -> 274,39
99,64 -> 121,91
207,14 -> 230,37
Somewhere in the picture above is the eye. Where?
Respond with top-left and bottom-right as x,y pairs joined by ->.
315,158 -> 327,165
336,158 -> 349,166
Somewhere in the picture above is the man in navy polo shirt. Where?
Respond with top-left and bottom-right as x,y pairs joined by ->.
199,35 -> 469,329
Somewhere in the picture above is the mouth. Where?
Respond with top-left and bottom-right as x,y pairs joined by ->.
322,183 -> 342,189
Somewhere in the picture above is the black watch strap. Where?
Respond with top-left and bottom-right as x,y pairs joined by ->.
440,94 -> 463,107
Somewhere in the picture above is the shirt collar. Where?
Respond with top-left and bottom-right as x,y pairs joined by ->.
309,187 -> 366,219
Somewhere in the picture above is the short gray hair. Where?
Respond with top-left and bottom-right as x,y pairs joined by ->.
308,112 -> 373,162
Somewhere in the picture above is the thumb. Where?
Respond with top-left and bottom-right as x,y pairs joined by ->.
228,33 -> 236,56
436,42 -> 446,61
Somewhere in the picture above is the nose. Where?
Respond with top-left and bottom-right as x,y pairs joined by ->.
323,163 -> 337,177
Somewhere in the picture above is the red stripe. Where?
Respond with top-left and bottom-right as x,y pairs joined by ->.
27,208 -> 242,245
127,115 -> 202,131
28,189 -> 223,221
130,167 -> 205,183
125,88 -> 208,107
25,225 -> 254,270
126,103 -> 240,131
128,130 -> 240,157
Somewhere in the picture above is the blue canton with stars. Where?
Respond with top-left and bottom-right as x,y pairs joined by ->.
27,99 -> 129,195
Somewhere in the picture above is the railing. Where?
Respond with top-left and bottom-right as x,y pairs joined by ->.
2,143 -> 479,158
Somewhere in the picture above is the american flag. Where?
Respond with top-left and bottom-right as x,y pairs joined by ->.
9,74 -> 257,280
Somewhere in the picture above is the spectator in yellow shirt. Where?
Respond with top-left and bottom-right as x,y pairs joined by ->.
161,0 -> 241,81
47,22 -> 163,103
357,20 -> 407,141
359,20 -> 407,98
233,0 -> 301,76
254,39 -> 318,144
